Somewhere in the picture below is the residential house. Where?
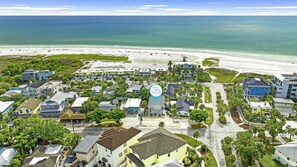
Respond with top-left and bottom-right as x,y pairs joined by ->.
0,147 -> 17,166
97,127 -> 142,167
40,92 -> 68,117
0,90 -> 22,98
22,69 -> 39,81
39,81 -> 63,96
21,81 -> 46,97
66,91 -> 78,100
154,68 -> 167,76
270,74 -> 297,98
176,97 -> 194,117
274,141 -> 297,167
166,84 -> 182,97
127,127 -> 187,167
243,78 -> 271,98
22,145 -> 64,167
99,101 -> 117,112
138,68 -> 151,77
92,86 -> 102,94
70,97 -> 89,112
0,101 -> 14,116
38,70 -> 55,81
249,101 -> 272,113
22,69 -> 55,81
173,62 -> 197,70
74,135 -> 99,167
60,109 -> 86,123
16,98 -> 41,118
127,85 -> 143,94
124,98 -> 142,113
148,96 -> 165,114
273,98 -> 295,117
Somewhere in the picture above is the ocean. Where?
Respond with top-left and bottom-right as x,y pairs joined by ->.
0,16 -> 297,56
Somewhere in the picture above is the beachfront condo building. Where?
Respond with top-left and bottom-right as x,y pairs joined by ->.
243,78 -> 271,99
270,74 -> 297,98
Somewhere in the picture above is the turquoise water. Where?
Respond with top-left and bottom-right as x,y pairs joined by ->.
0,16 -> 297,56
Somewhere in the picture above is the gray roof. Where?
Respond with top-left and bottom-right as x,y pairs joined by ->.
28,81 -> 46,89
244,78 -> 269,87
275,141 -> 297,162
130,127 -> 186,159
49,92 -> 68,105
148,96 -> 165,107
127,84 -> 143,92
74,135 -> 98,154
127,153 -> 145,167
99,101 -> 117,112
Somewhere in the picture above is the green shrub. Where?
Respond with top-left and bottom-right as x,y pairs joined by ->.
201,144 -> 207,152
183,157 -> 192,166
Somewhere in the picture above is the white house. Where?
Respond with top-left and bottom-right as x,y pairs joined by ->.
274,141 -> 297,167
97,127 -> 142,167
270,74 -> 297,99
39,81 -> 63,96
40,92 -> 68,117
124,98 -> 142,113
22,145 -> 64,167
0,101 -> 14,116
70,97 -> 89,112
249,101 -> 272,112
0,147 -> 17,166
74,135 -> 99,167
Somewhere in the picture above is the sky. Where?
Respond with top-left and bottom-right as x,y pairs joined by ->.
1,0 -> 297,16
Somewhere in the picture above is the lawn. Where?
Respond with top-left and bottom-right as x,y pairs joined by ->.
47,54 -> 129,62
205,68 -> 238,83
232,73 -> 271,83
205,108 -> 214,126
202,58 -> 220,67
204,86 -> 212,103
198,148 -> 218,167
175,134 -> 202,147
249,97 -> 260,102
258,145 -> 285,167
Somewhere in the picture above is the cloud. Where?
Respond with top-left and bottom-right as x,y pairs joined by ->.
236,6 -> 297,9
137,5 -> 168,10
0,6 -> 73,11
161,8 -> 192,12
113,9 -> 143,13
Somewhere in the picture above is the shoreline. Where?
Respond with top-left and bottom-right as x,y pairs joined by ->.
1,44 -> 297,75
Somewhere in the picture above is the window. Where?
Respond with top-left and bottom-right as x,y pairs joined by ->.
119,153 -> 123,158
129,160 -> 132,164
168,153 -> 170,157
176,149 -> 178,152
123,142 -> 127,147
110,150 -> 112,154
124,149 -> 128,154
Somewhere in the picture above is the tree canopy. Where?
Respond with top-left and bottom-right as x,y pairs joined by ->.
190,110 -> 208,123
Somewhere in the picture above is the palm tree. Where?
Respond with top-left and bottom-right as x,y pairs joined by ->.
194,157 -> 204,167
193,131 -> 200,147
168,60 -> 173,72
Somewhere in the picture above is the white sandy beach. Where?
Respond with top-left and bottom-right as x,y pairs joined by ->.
0,45 -> 297,75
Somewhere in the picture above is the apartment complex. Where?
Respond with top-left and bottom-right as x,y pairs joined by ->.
270,74 -> 297,98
